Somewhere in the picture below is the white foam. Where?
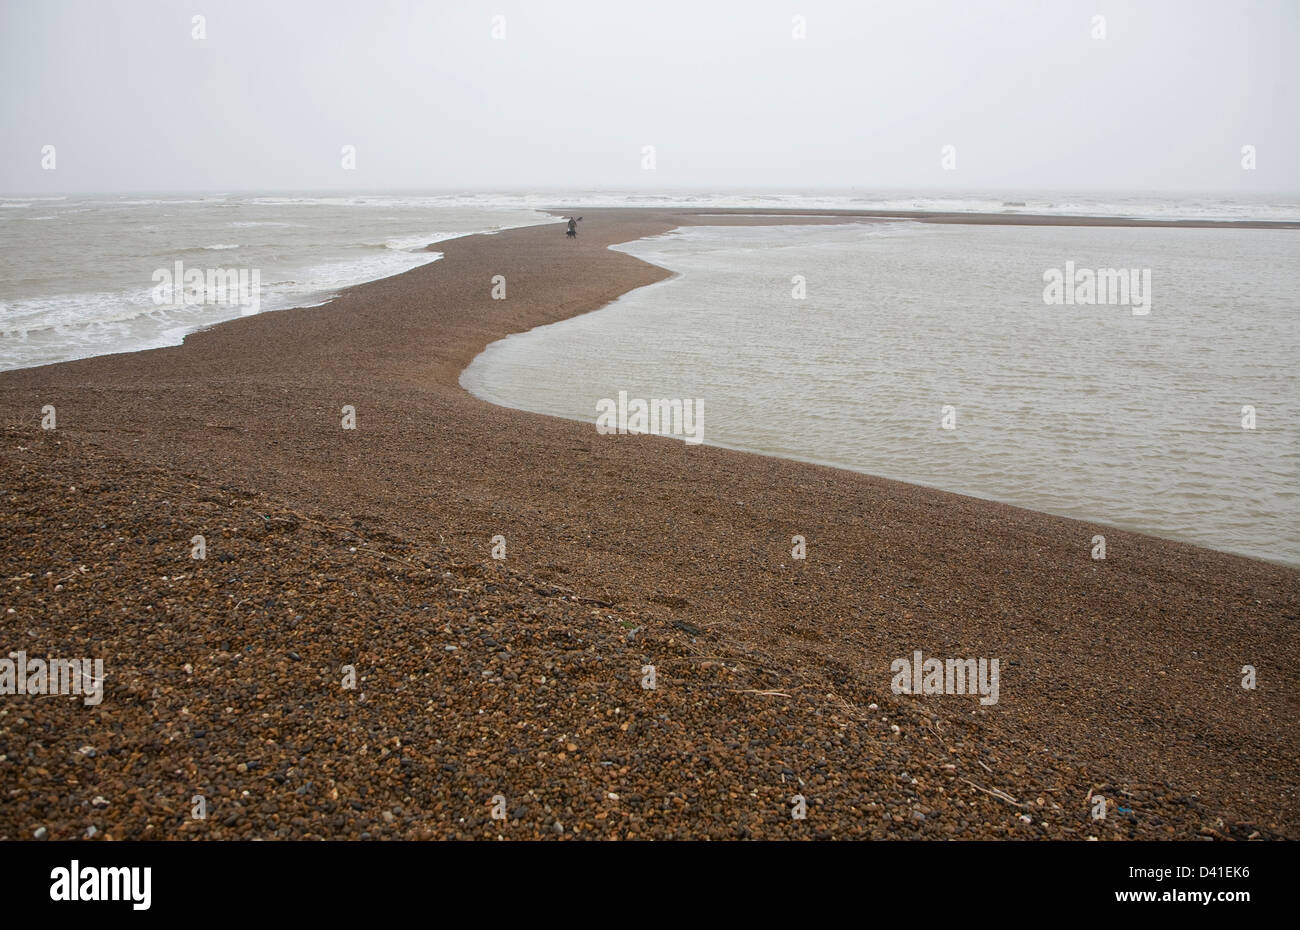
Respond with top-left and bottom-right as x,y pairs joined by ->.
0,199 -> 553,371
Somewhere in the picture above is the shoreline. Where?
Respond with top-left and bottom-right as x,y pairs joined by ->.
471,209 -> 1298,569
1,207 -> 1296,839
549,206 -> 1300,229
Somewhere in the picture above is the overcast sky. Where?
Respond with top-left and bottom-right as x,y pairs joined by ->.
2,0 -> 1296,194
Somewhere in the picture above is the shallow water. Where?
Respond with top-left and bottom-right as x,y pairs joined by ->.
463,221 -> 1300,565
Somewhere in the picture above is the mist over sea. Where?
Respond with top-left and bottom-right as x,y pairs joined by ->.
462,217 -> 1300,566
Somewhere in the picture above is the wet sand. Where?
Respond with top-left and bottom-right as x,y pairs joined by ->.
1,208 -> 1296,840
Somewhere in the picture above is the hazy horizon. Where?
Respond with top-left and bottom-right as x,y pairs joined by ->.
3,0 -> 1297,195
6,186 -> 1300,198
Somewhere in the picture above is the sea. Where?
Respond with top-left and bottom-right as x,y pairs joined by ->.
4,189 -> 1298,564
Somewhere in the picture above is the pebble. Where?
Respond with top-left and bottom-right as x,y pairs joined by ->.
2,331 -> 1294,842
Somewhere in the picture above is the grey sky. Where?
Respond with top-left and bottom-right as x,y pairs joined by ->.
2,0 -> 1296,194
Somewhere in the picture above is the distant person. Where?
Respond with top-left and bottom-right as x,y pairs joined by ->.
566,216 -> 578,238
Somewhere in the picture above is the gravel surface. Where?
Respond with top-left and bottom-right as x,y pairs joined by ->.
1,209 -> 1295,840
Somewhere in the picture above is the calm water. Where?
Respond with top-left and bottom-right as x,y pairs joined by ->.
463,221 -> 1300,565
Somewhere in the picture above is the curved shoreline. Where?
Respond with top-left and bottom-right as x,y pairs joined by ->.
465,211 -> 1299,568
1,207 -> 1296,839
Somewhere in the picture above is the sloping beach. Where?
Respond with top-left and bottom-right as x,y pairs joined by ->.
1,208 -> 1296,840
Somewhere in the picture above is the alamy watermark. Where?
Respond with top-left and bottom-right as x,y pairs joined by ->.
151,260 -> 261,313
890,650 -> 1000,705
1,651 -> 103,706
1043,261 -> 1151,315
596,390 -> 704,444
50,860 -> 150,910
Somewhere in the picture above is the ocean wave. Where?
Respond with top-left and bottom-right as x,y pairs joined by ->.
113,198 -> 221,206
0,290 -> 160,335
380,232 -> 459,251
0,202 -> 555,373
